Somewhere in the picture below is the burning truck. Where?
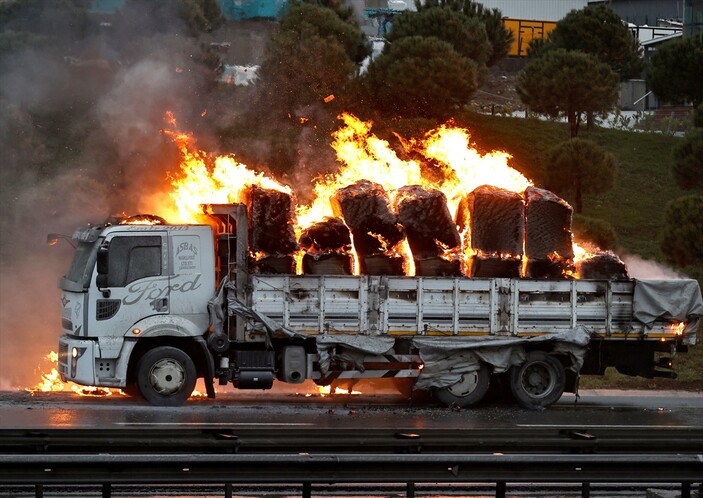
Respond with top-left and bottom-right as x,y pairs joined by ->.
51,114 -> 703,409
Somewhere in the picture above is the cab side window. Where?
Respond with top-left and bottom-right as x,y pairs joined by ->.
107,236 -> 162,287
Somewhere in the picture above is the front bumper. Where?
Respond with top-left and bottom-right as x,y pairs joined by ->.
58,335 -> 97,386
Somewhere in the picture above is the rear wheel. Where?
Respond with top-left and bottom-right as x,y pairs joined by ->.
137,346 -> 197,406
510,351 -> 565,410
434,365 -> 490,408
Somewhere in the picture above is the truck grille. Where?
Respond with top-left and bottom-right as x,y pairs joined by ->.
58,342 -> 69,374
96,299 -> 121,321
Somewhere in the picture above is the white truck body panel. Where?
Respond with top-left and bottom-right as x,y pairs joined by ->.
249,276 -> 681,341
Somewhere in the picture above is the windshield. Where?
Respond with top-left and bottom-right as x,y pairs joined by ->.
64,240 -> 100,289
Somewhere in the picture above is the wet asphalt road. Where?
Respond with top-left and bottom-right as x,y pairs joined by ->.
1,383 -> 701,431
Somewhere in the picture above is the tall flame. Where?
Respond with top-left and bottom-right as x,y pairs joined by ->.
420,125 -> 532,216
296,113 -> 531,230
163,114 -> 291,224
160,112 -> 598,275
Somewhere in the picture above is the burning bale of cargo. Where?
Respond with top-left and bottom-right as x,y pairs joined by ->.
238,179 -> 630,281
456,185 -> 524,278
577,253 -> 629,280
243,185 -> 298,274
331,180 -> 405,275
524,186 -> 576,278
299,217 -> 354,275
395,185 -> 463,276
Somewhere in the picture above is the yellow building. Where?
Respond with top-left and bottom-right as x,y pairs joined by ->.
503,19 -> 557,57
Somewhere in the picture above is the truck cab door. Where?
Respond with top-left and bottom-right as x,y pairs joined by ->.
88,232 -> 170,337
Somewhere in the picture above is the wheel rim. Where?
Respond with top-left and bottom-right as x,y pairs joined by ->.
447,371 -> 480,397
148,358 -> 186,396
520,361 -> 556,398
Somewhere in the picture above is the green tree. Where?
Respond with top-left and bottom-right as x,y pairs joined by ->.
538,4 -> 643,80
572,214 -> 618,250
415,0 -> 513,66
544,138 -> 617,213
387,7 -> 491,66
672,129 -> 703,191
301,0 -> 358,26
517,49 -> 619,138
279,2 -> 370,64
647,36 -> 703,107
660,195 -> 703,268
356,36 -> 479,119
258,3 -> 363,113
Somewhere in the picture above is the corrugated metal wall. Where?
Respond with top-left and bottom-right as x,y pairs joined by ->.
473,0 -> 588,21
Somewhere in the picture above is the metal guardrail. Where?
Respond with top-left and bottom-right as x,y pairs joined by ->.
0,428 -> 701,498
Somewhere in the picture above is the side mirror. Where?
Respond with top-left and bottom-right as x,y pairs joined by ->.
97,247 -> 109,276
96,274 -> 108,290
96,246 -> 111,296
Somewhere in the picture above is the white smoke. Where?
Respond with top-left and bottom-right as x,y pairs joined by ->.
621,254 -> 687,280
0,8 -> 223,389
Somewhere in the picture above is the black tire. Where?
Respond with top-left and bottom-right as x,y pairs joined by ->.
434,365 -> 490,408
510,351 -> 565,410
136,346 -> 197,406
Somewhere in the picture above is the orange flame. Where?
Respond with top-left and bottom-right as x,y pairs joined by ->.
26,352 -> 66,394
159,112 -> 599,275
317,385 -> 362,396
29,350 -> 210,398
162,113 -> 291,224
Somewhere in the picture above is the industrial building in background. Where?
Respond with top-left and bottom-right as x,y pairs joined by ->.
88,1 -> 701,49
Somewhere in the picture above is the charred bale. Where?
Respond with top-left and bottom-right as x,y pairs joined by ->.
251,254 -> 296,274
299,217 -> 352,252
524,187 -> 574,260
457,185 -> 524,256
359,254 -> 405,276
331,180 -> 404,257
396,185 -> 461,259
302,252 -> 354,275
525,259 -> 575,279
578,254 -> 629,280
415,256 -> 463,277
242,185 -> 298,255
470,255 -> 522,278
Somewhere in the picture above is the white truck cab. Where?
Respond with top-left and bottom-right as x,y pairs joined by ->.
57,221 -> 216,402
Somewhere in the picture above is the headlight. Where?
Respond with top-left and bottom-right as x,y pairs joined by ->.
71,347 -> 86,377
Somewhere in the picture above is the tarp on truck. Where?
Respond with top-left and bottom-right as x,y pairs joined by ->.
277,328 -> 591,391
411,327 -> 590,390
633,279 -> 703,337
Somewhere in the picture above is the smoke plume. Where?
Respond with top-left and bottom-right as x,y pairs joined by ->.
0,5 -> 224,388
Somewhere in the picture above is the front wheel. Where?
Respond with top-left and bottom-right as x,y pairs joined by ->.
434,365 -> 490,408
510,351 -> 565,410
136,346 -> 197,406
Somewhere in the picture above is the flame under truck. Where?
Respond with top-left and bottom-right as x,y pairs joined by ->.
54,204 -> 703,409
